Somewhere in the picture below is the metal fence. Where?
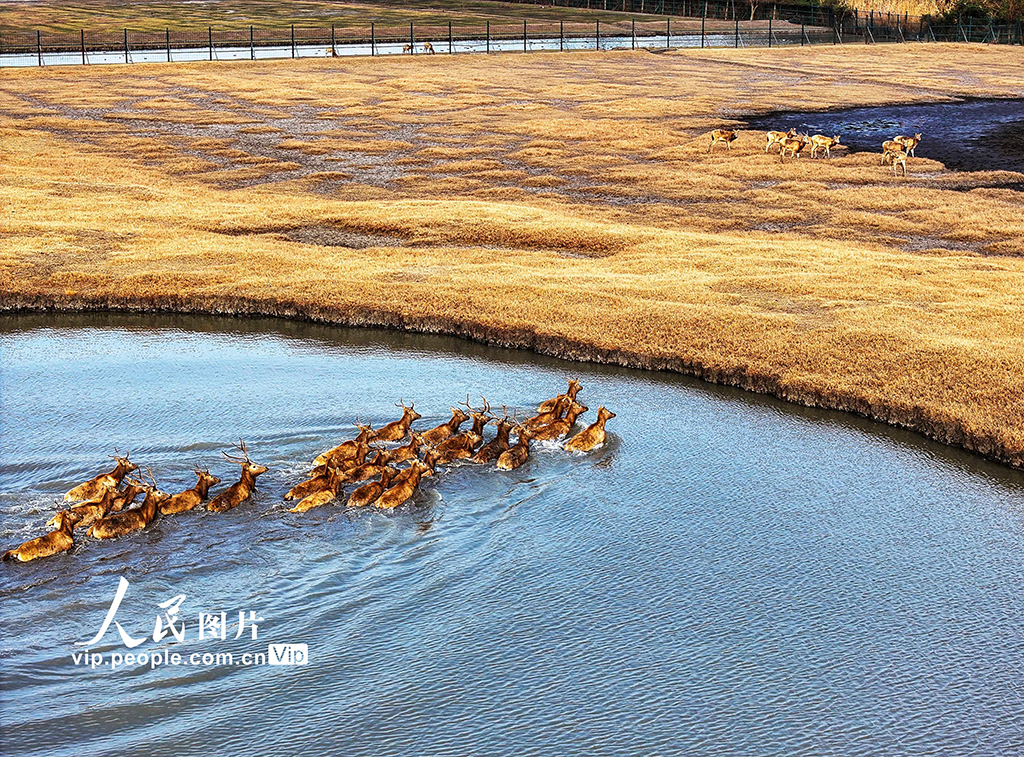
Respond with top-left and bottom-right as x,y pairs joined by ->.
1,5 -> 1021,67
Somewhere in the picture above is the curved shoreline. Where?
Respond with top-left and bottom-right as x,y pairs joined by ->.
4,291 -> 1021,472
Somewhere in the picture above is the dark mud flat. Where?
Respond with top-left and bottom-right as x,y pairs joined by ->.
3,313 -> 1024,757
746,98 -> 1024,176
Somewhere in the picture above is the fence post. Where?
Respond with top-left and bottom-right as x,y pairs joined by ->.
250,25 -> 255,59
449,21 -> 453,53
487,20 -> 491,53
667,17 -> 670,48
409,21 -> 414,53
801,22 -> 804,45
769,17 -> 773,47
559,20 -> 563,51
208,26 -> 213,61
291,25 -> 296,58
632,18 -> 635,50
734,16 -> 738,47
82,29 -> 86,65
701,1 -> 706,48
371,22 -> 375,55
36,30 -> 42,66
124,28 -> 129,64
331,24 -> 336,55
524,19 -> 527,52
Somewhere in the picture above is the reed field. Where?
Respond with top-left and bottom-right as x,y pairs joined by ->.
1,44 -> 1024,467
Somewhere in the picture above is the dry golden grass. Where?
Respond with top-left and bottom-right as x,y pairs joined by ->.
2,45 -> 1024,468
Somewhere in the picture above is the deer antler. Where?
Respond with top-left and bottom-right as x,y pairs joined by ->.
222,439 -> 251,464
143,466 -> 158,488
479,395 -> 491,415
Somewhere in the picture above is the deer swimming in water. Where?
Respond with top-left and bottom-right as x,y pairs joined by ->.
313,421 -> 374,467
374,460 -> 431,509
564,406 -> 616,452
530,401 -> 588,442
208,441 -> 269,513
470,410 -> 514,464
420,407 -> 469,446
89,469 -> 169,539
537,380 -> 582,415
496,423 -> 534,471
347,467 -> 399,508
64,452 -> 138,503
376,433 -> 426,466
109,477 -> 150,513
4,511 -> 75,562
369,400 -> 422,443
288,466 -> 347,513
161,466 -> 221,515
425,432 -> 483,467
51,487 -> 116,530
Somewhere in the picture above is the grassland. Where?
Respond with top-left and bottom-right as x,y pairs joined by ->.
0,0 -> 700,34
1,44 -> 1023,468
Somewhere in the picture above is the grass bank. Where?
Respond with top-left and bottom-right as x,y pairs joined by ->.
1,45 -> 1023,468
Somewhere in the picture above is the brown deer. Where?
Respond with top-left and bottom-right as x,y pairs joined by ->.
88,469 -> 169,539
376,433 -> 426,466
424,41 -> 435,54
347,467 -> 399,508
108,478 -> 150,513
64,452 -> 138,502
470,410 -> 514,464
402,43 -> 413,53
337,450 -> 391,484
809,134 -> 842,158
765,128 -> 797,153
4,511 -> 75,562
313,420 -> 374,467
161,466 -> 221,515
564,406 -> 616,452
537,380 -> 582,415
420,407 -> 469,446
208,441 -> 269,513
708,129 -> 738,153
288,467 -> 347,513
530,402 -> 589,442
461,396 -> 493,437
884,149 -> 908,177
779,135 -> 808,158
496,424 -> 534,471
374,460 -> 432,509
881,139 -> 903,163
307,442 -> 371,479
426,432 -> 483,467
369,400 -> 422,443
893,133 -> 921,157
50,487 -> 116,531
526,394 -> 572,430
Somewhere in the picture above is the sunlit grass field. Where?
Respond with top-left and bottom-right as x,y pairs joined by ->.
2,44 -> 1023,466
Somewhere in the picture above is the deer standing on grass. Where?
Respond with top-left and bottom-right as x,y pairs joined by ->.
564,406 -> 616,452
708,129 -> 738,153
51,488 -> 116,530
374,460 -> 432,509
208,441 -> 268,513
497,422 -> 534,471
894,133 -> 921,157
530,402 -> 589,442
313,421 -> 374,467
64,452 -> 137,502
881,140 -> 904,163
161,467 -> 221,515
88,469 -> 169,539
421,407 -> 469,445
288,467 -> 347,513
470,410 -> 514,464
809,134 -> 842,158
537,380 -> 582,415
4,511 -> 75,562
370,400 -> 422,443
347,467 -> 399,508
765,129 -> 797,153
884,149 -> 908,177
779,135 -> 808,158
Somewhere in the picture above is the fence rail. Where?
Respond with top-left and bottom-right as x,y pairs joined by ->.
1,6 -> 1021,67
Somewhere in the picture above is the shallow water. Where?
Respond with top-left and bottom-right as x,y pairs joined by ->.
2,313 -> 1024,757
746,98 -> 1024,175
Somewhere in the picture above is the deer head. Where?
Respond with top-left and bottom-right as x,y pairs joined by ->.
223,440 -> 269,477
396,399 -> 422,424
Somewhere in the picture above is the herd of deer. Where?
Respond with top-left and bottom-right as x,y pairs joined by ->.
708,128 -> 923,176
3,380 -> 616,563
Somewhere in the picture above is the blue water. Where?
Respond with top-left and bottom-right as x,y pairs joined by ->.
2,313 -> 1023,756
